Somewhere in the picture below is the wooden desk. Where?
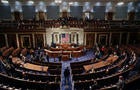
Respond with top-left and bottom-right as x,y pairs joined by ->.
84,55 -> 118,72
2,47 -> 14,57
50,47 -> 82,51
50,47 -> 64,51
56,43 -> 71,49
0,46 -> 7,52
44,49 -> 83,61
12,57 -> 24,65
12,57 -> 48,72
12,48 -> 21,57
23,63 -> 48,72
62,55 -> 70,61
21,48 -> 27,56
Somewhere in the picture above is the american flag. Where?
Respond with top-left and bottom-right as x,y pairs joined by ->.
62,33 -> 69,43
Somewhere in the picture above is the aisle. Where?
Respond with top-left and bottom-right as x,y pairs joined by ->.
61,61 -> 73,90
60,50 -> 94,90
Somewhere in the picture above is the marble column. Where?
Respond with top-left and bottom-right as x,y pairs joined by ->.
119,33 -> 122,45
32,34 -> 35,48
16,33 -> 20,47
94,33 -> 97,45
43,33 -> 46,47
109,32 -> 112,46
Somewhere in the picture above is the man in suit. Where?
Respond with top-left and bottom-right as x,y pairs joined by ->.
64,67 -> 70,84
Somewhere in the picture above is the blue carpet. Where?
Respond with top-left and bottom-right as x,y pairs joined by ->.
61,62 -> 72,90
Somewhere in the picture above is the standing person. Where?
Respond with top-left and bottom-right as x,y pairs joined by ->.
58,54 -> 62,62
117,76 -> 125,90
46,52 -> 49,62
64,67 -> 70,84
101,46 -> 105,56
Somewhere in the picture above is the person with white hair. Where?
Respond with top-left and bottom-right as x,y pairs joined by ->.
116,76 -> 125,90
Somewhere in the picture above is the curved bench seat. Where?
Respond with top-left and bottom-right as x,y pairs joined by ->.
0,73 -> 60,90
83,55 -> 119,72
73,56 -> 127,81
14,68 -> 61,82
74,68 -> 132,90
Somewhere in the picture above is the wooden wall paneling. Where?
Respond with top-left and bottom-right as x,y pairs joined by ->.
34,34 -> 44,48
62,11 -> 68,18
137,32 -> 140,44
38,11 -> 45,21
0,34 -> 6,47
111,33 -> 120,45
128,12 -> 135,21
86,33 -> 95,47
97,33 -> 109,46
7,34 -> 17,48
13,11 -> 21,21
129,32 -> 138,45
86,33 -> 90,46
96,33 -> 99,45
107,33 -> 110,45
121,33 -> 127,45
29,34 -> 33,48
91,33 -> 95,47
18,34 -> 33,48
106,12 -> 114,20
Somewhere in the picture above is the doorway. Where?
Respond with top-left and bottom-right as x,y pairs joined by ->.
98,34 -> 108,45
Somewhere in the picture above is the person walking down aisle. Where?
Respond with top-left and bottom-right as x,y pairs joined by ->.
64,67 -> 70,84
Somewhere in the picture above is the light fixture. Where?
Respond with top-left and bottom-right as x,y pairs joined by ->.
106,2 -> 112,12
85,2 -> 90,6
84,2 -> 90,12
39,1 -> 45,5
55,0 -> 62,3
128,2 -> 134,12
50,2 -> 56,6
37,1 -> 46,12
62,2 -> 67,6
1,0 -> 9,4
69,2 -> 73,5
117,2 -> 124,6
15,1 -> 21,5
27,0 -> 34,5
95,2 -> 101,6
73,2 -> 79,6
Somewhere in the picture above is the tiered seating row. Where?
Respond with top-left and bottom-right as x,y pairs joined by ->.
0,47 -> 62,90
0,73 -> 60,90
73,46 -> 138,90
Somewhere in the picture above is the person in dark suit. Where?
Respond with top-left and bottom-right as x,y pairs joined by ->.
45,53 -> 49,62
64,67 -> 70,84
58,54 -> 62,62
